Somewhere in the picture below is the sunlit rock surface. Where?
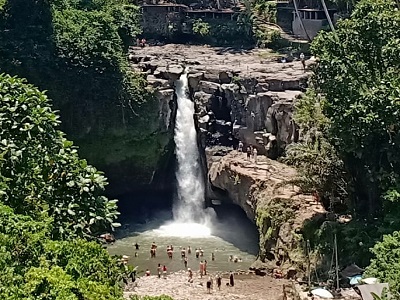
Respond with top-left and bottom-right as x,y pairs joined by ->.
207,149 -> 326,273
129,44 -> 314,158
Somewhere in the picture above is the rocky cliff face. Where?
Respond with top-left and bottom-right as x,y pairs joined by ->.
208,150 -> 326,273
127,44 -> 323,271
129,44 -> 313,159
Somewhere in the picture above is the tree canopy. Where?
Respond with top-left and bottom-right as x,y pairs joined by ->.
311,0 -> 400,215
285,0 -> 400,283
0,73 -> 130,298
0,74 -> 120,239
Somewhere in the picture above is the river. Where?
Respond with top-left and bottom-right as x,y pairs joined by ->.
107,205 -> 259,274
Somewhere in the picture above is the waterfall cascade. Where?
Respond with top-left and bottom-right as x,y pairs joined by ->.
173,72 -> 208,223
155,71 -> 214,237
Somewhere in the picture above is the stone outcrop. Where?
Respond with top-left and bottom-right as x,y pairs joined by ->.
207,149 -> 326,272
129,44 -> 314,158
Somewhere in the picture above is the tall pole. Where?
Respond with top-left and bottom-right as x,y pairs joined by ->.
293,0 -> 312,41
334,233 -> 340,291
321,0 -> 335,32
307,240 -> 311,292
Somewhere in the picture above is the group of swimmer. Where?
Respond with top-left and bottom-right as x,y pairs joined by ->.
130,241 -> 239,294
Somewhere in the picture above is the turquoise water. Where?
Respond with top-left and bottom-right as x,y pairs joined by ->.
107,208 -> 259,275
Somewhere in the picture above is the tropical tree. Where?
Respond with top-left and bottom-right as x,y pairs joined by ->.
0,73 -> 120,239
0,204 -> 124,299
311,0 -> 400,216
283,90 -> 349,209
365,231 -> 400,294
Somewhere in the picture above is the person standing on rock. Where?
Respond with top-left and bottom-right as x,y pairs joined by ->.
300,53 -> 306,71
246,146 -> 252,161
253,147 -> 258,164
204,260 -> 208,275
229,271 -> 234,287
238,141 -> 243,153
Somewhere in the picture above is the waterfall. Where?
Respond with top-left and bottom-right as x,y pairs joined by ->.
173,72 -> 208,223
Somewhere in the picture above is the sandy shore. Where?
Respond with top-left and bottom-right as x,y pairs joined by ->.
124,271 -> 288,300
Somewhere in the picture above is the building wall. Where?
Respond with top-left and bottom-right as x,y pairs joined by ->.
292,17 -> 328,39
142,7 -> 182,37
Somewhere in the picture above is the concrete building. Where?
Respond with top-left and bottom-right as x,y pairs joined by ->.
292,8 -> 336,39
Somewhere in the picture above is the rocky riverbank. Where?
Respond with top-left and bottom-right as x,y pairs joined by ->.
207,149 -> 326,274
124,271 -> 289,300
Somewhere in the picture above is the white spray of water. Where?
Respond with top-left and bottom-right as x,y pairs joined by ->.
173,72 -> 209,223
154,71 -> 214,237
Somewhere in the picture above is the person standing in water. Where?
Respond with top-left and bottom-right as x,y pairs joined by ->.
181,247 -> 186,258
188,246 -> 192,254
204,260 -> 208,275
199,261 -> 204,278
134,242 -> 140,250
157,263 -> 162,278
184,257 -> 188,269
163,265 -> 167,279
211,252 -> 215,261
195,248 -> 200,258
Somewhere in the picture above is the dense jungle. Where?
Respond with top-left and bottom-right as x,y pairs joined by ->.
0,0 -> 399,299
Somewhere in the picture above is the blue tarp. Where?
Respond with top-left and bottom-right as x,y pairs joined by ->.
349,275 -> 362,285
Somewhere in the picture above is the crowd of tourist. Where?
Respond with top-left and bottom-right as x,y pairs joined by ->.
128,242 -> 238,294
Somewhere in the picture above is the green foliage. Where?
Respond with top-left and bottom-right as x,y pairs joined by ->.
311,0 -> 400,214
366,231 -> 400,293
253,0 -> 276,23
236,0 -> 256,39
0,0 -> 151,146
0,204 -> 124,299
283,90 -> 349,209
254,28 -> 281,48
0,74 -> 120,239
192,19 -> 210,37
291,0 -> 400,282
256,198 -> 295,257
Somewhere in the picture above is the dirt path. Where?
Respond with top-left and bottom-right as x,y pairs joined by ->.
125,271 -> 288,300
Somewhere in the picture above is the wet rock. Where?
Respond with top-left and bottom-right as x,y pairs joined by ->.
219,71 -> 232,84
198,81 -> 221,94
188,72 -> 204,91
